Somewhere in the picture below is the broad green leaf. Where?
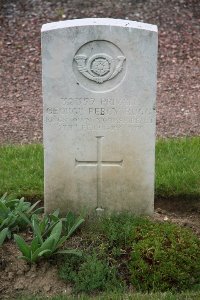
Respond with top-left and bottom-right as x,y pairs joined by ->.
51,220 -> 62,237
0,217 -> 4,227
0,202 -> 10,218
0,218 -> 9,229
35,234 -> 56,254
42,216 -> 59,238
31,213 -> 39,223
1,214 -> 17,229
65,211 -> 76,230
56,235 -> 68,248
16,198 -> 25,211
0,228 -> 8,246
21,203 -> 31,213
51,221 -> 62,248
18,211 -> 32,227
31,235 -> 55,261
49,215 -> 59,223
5,199 -> 19,209
31,236 -> 40,253
14,234 -> 31,259
66,211 -> 75,221
38,249 -> 52,257
9,215 -> 18,227
66,217 -> 84,239
40,216 -> 48,234
10,215 -> 18,227
52,209 -> 60,218
32,218 -> 43,244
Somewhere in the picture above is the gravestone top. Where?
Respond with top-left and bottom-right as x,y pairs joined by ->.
42,18 -> 158,215
42,18 -> 157,32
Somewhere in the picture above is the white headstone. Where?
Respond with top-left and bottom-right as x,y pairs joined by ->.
42,18 -> 158,215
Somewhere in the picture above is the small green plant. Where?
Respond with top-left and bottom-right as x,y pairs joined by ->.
59,254 -> 84,282
0,193 -> 42,238
62,211 -> 85,237
73,214 -> 200,294
60,253 -> 124,294
99,213 -> 150,247
129,221 -> 200,292
14,212 -> 84,263
22,210 -> 84,241
21,209 -> 61,239
0,228 -> 9,246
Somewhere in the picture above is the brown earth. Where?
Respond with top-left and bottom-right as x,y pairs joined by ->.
0,1 -> 200,299
0,239 -> 71,300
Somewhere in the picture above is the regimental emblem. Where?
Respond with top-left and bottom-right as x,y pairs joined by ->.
74,53 -> 126,84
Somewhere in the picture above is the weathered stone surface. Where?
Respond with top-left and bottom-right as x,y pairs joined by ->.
42,18 -> 158,215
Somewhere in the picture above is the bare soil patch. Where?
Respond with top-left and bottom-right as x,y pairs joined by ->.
155,197 -> 200,237
0,240 -> 70,300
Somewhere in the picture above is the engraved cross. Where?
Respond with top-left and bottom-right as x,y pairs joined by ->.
75,136 -> 123,210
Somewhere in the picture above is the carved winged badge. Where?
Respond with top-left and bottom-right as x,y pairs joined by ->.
74,53 -> 125,84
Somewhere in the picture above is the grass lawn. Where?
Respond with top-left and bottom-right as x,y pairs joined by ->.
19,291 -> 200,300
0,137 -> 199,199
156,137 -> 200,198
0,144 -> 43,199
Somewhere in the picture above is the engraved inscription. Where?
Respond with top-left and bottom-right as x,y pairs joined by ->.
74,53 -> 125,83
75,136 -> 123,208
45,97 -> 154,131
